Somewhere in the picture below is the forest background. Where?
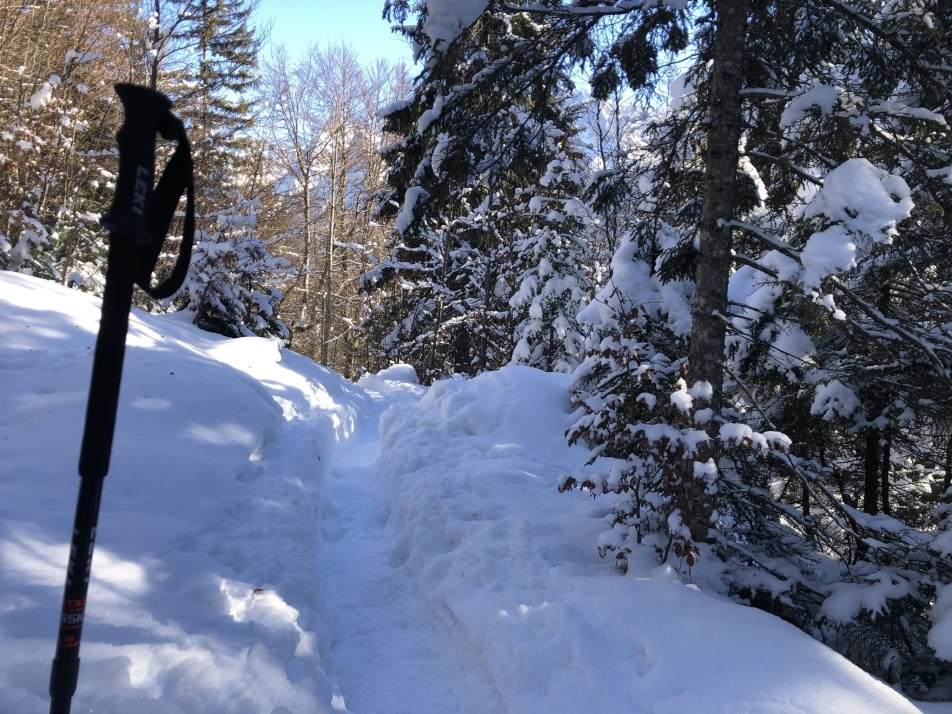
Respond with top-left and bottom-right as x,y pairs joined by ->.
4,0 -> 952,701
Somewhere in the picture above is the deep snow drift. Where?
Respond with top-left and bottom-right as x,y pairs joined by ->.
0,271 -> 941,712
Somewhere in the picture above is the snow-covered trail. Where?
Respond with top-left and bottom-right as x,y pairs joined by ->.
320,392 -> 481,714
0,274 -> 938,713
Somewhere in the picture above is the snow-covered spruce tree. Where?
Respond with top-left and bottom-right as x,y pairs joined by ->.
563,1 -> 801,579
178,0 -> 289,338
366,180 -> 518,383
715,1 -> 952,687
563,226 -> 705,571
494,0 -> 952,691
664,0 -> 952,688
537,0 -> 775,569
365,1 -> 591,382
509,113 -> 592,373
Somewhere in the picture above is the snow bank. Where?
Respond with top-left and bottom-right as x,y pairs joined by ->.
0,272 -> 366,713
377,365 -> 923,713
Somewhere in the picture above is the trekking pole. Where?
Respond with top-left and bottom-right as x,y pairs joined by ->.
48,83 -> 194,714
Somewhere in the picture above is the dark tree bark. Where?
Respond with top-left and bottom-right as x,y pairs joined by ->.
678,0 -> 749,543
863,428 -> 880,516
880,429 -> 891,516
944,436 -> 952,500
688,0 -> 750,411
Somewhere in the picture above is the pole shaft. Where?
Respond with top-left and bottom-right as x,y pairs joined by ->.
49,475 -> 103,714
49,237 -> 135,714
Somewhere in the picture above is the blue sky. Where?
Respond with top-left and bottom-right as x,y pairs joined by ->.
253,0 -> 413,66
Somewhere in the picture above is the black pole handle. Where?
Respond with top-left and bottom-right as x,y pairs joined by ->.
100,84 -> 172,247
100,83 -> 195,300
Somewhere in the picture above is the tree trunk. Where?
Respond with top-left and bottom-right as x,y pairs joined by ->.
941,436 -> 952,516
321,134 -> 338,367
689,0 -> 749,408
679,0 -> 749,543
880,428 -> 891,516
301,179 -> 313,348
150,0 -> 161,90
863,428 -> 880,516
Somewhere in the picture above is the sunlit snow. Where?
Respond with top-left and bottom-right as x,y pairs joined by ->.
0,271 -> 941,713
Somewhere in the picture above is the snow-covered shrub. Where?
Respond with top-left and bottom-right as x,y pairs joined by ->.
179,195 -> 293,339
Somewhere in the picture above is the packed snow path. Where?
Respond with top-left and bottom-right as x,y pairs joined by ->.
320,390 -> 498,714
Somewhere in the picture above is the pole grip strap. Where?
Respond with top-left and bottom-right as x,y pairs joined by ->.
137,114 -> 194,300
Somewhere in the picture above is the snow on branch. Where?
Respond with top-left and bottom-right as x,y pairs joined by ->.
424,0 -> 490,48
501,0 -> 687,16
